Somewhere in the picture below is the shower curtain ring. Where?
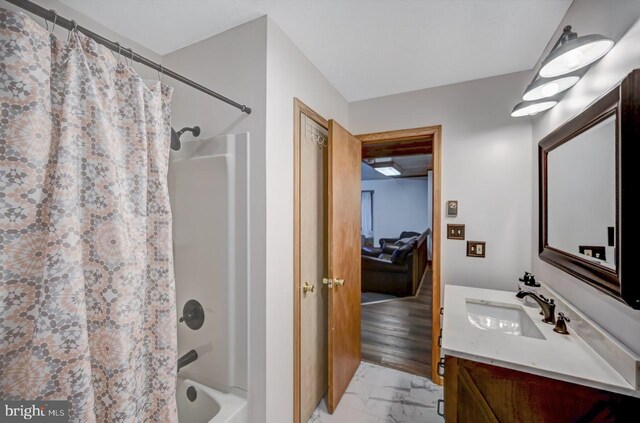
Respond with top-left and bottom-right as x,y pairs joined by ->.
49,10 -> 57,34
158,65 -> 164,82
67,20 -> 77,42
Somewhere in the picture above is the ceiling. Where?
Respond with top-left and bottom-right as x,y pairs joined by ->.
362,154 -> 432,181
60,0 -> 572,101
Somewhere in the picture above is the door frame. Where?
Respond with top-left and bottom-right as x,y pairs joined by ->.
293,116 -> 444,422
293,98 -> 328,423
357,125 -> 443,385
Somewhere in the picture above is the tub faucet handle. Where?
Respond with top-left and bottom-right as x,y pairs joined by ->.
179,299 -> 205,330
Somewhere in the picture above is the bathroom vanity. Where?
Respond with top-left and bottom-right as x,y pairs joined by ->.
438,69 -> 640,422
441,285 -> 640,422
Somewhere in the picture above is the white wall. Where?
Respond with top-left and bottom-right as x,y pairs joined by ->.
163,17 -> 268,418
361,177 -> 429,244
531,0 -> 640,354
350,72 -> 533,292
264,18 -> 349,423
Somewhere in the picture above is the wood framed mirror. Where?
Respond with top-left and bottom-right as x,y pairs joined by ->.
539,69 -> 639,309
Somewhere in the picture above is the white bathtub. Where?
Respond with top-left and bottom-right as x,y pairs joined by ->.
177,378 -> 247,423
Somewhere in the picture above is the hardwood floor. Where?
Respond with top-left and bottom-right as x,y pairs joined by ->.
361,267 -> 433,378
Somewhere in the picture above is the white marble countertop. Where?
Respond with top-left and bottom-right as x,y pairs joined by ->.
442,285 -> 640,398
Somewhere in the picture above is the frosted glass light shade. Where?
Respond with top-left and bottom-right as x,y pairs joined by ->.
523,75 -> 581,101
540,34 -> 614,78
374,166 -> 401,176
511,100 -> 558,117
373,161 -> 402,176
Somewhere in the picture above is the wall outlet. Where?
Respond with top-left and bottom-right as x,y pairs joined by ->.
447,224 -> 465,240
467,241 -> 486,258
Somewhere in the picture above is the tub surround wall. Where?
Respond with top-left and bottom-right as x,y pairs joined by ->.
350,72 -> 534,292
169,134 -> 249,392
531,0 -> 640,355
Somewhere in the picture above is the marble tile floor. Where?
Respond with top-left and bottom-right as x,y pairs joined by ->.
308,362 -> 443,423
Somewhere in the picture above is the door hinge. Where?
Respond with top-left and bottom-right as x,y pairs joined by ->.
438,357 -> 445,377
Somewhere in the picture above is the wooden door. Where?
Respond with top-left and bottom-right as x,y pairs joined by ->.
326,120 -> 362,413
299,113 -> 328,421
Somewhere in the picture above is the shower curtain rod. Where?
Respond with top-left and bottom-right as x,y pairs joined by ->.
4,0 -> 252,114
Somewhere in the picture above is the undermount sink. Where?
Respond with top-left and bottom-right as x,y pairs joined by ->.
466,299 -> 545,340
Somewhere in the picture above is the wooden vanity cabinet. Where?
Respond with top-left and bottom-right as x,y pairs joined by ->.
443,356 -> 640,422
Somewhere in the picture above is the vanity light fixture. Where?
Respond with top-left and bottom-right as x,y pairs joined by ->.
539,26 -> 614,78
522,68 -> 586,101
372,160 -> 403,176
511,99 -> 558,118
511,25 -> 614,117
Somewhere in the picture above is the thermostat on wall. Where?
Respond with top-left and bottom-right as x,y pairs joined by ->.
447,201 -> 458,217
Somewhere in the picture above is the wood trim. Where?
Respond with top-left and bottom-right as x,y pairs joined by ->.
431,126 -> 443,385
358,126 -> 438,143
293,98 -> 328,423
444,356 -> 458,423
357,125 -> 443,385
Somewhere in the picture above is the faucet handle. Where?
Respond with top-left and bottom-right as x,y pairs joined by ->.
553,312 -> 570,335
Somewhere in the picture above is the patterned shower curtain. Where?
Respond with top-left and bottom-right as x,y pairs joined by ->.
0,9 -> 177,422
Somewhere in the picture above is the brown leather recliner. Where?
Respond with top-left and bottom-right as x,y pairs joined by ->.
361,241 -> 416,297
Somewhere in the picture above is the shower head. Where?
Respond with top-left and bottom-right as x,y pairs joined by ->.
171,126 -> 201,151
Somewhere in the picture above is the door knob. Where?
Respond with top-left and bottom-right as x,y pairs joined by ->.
334,278 -> 344,287
303,282 -> 315,294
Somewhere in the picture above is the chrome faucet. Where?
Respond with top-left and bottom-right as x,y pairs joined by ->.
516,290 -> 556,324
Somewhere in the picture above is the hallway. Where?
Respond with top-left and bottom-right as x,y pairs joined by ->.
361,269 -> 433,378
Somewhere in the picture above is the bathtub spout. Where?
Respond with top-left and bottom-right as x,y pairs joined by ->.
178,349 -> 198,372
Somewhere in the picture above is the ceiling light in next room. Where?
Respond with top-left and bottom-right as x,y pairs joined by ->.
539,26 -> 614,78
511,99 -> 558,117
373,161 -> 403,177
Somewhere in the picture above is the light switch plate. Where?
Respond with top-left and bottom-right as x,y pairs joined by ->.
467,241 -> 486,258
447,224 -> 465,240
